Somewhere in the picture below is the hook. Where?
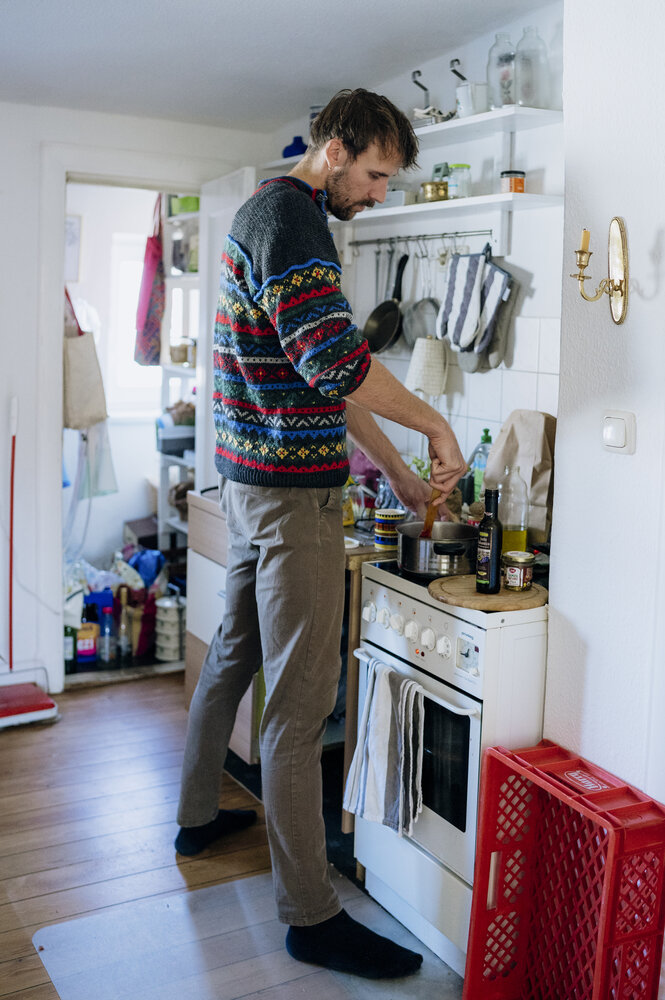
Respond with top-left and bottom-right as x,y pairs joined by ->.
450,59 -> 467,82
411,69 -> 430,109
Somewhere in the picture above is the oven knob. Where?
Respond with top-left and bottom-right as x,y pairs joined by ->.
377,607 -> 390,628
404,620 -> 419,643
389,613 -> 405,635
421,627 -> 436,651
362,601 -> 377,623
437,635 -> 452,658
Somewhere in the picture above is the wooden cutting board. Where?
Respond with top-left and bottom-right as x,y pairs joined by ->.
428,574 -> 548,611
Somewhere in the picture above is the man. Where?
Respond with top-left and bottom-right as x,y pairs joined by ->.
175,89 -> 467,979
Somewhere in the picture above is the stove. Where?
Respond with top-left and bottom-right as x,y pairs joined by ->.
352,560 -> 548,976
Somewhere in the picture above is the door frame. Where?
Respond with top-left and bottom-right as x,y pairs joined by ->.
39,142 -> 233,692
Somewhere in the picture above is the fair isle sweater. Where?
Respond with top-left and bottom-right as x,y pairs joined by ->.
213,176 -> 371,488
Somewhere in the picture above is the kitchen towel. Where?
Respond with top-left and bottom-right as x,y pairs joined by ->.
343,655 -> 424,837
436,243 -> 513,363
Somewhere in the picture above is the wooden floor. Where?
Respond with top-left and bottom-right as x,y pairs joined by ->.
0,673 -> 270,999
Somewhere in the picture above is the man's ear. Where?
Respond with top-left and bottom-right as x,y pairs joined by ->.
324,138 -> 347,171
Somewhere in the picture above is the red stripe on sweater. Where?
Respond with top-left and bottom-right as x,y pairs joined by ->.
216,447 -> 347,474
213,394 -> 345,414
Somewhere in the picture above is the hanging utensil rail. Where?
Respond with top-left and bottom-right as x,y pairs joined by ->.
347,228 -> 492,250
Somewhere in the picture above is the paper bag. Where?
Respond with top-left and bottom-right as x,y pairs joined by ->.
485,409 -> 556,545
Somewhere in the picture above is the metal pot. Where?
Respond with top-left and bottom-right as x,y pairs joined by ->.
396,520 -> 478,579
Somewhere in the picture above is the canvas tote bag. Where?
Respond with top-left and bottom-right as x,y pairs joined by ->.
63,290 -> 108,430
134,195 -> 165,365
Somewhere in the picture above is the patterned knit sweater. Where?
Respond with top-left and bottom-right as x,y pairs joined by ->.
213,176 -> 371,487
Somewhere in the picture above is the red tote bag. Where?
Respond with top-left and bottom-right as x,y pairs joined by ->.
134,195 -> 165,365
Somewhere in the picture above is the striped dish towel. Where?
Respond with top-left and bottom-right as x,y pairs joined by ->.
343,657 -> 424,837
436,243 -> 513,356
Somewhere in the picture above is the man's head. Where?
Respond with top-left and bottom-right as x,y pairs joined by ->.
305,89 -> 418,221
308,88 -> 418,171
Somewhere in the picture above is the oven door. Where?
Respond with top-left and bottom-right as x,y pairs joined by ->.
355,644 -> 481,885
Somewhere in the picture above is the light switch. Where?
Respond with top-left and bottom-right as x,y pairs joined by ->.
602,411 -> 636,454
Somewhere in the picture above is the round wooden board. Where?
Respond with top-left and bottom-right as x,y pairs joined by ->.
428,575 -> 548,611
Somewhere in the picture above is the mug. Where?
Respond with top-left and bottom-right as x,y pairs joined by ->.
456,82 -> 488,118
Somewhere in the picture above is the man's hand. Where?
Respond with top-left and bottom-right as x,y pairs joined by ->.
385,467 -> 434,520
428,432 -> 468,503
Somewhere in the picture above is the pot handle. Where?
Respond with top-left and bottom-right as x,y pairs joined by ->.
432,542 -> 467,555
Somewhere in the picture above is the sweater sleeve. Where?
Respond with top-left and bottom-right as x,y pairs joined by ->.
235,181 -> 371,398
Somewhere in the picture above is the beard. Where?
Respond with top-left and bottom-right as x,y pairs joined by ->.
326,166 -> 375,221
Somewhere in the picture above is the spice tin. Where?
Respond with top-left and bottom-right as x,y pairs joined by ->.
500,170 -> 525,193
502,550 -> 534,591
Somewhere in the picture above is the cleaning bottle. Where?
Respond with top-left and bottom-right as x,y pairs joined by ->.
99,606 -> 116,666
469,428 -> 492,503
76,601 -> 100,668
476,488 -> 503,595
117,588 -> 132,666
497,465 -> 529,553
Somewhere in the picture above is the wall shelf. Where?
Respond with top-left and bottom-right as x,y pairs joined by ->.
414,106 -> 563,148
355,192 -> 562,225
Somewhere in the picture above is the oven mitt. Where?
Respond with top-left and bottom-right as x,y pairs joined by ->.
487,269 -> 519,368
474,259 -> 513,354
436,244 -> 491,350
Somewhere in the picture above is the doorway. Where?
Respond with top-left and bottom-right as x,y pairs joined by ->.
63,182 -> 162,570
39,143 -> 217,692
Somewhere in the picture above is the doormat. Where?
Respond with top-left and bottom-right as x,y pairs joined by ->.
33,869 -> 462,1000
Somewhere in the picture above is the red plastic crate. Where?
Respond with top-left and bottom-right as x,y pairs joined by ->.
463,741 -> 665,1000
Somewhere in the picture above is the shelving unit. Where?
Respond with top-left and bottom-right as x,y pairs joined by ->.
158,203 -> 200,550
262,108 -> 562,257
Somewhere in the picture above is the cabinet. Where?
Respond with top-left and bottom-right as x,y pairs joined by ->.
185,490 -> 263,764
157,203 -> 200,549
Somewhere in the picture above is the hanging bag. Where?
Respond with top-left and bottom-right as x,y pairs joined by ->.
63,290 -> 108,429
134,195 -> 165,365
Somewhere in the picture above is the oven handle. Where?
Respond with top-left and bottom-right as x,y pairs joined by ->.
354,647 -> 481,719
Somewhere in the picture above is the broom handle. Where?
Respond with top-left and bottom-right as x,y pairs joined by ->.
9,397 -> 17,671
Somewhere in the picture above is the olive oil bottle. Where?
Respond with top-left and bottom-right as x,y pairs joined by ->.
476,488 -> 503,594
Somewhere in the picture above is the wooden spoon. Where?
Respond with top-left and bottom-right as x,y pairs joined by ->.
420,488 -> 441,539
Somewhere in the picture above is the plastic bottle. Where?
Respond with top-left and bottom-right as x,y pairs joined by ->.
514,26 -> 549,108
476,488 -> 503,595
486,32 -> 515,109
117,588 -> 132,665
99,606 -> 116,666
498,465 -> 529,553
76,602 -> 99,667
469,428 -> 492,503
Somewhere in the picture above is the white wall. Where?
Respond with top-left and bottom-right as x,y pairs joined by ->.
0,101 -> 268,689
546,0 -> 665,804
270,3 -> 564,465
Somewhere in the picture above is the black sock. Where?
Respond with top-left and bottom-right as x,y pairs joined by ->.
285,908 -> 423,979
174,808 -> 257,856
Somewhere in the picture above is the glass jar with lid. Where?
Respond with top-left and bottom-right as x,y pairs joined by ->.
448,164 -> 471,199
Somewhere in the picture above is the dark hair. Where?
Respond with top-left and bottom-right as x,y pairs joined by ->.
309,88 -> 418,170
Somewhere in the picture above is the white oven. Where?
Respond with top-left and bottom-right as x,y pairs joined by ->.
353,560 -> 548,977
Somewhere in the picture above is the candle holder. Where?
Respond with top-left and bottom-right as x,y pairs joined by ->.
569,217 -> 629,324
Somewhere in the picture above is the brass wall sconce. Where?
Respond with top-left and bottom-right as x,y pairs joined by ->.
570,217 -> 629,324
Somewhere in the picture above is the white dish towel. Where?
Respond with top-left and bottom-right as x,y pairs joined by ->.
343,653 -> 424,837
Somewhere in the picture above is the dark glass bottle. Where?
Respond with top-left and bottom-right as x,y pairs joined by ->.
476,488 -> 503,595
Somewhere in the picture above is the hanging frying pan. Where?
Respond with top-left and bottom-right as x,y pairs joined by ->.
363,253 -> 409,354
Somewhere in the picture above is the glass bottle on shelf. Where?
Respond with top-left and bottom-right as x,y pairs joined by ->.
514,26 -> 550,108
486,32 -> 515,109
497,465 -> 529,553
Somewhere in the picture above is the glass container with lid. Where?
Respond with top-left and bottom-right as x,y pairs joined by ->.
448,164 -> 471,199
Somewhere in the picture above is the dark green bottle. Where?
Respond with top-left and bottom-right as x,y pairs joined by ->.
476,488 -> 503,594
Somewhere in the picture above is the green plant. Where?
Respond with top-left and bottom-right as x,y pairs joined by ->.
409,455 -> 431,481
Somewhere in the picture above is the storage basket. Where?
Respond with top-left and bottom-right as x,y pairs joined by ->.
464,741 -> 665,1000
